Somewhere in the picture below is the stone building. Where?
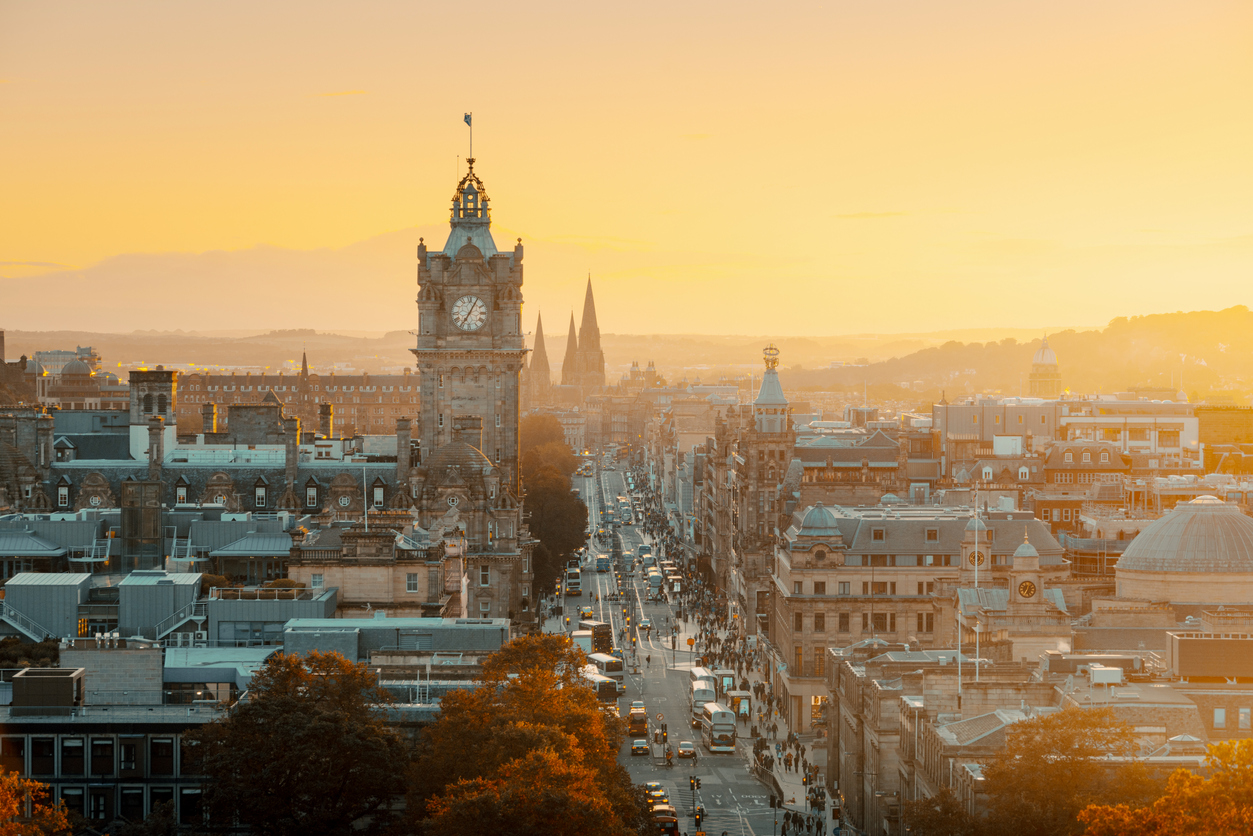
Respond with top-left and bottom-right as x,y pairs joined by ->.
1027,337 -> 1061,398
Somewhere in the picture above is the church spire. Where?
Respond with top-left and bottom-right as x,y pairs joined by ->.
530,312 -> 551,386
574,276 -> 606,390
561,312 -> 580,386
300,350 -> 308,378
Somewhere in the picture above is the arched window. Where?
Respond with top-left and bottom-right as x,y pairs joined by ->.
143,394 -> 154,413
1082,451 -> 1091,463
1019,467 -> 1030,480
1064,451 -> 1073,463
157,394 -> 167,415
982,467 -> 993,481
1100,451 -> 1109,463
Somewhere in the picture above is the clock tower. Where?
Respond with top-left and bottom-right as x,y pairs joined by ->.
414,158 -> 526,493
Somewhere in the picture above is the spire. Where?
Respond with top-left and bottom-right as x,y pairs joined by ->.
578,275 -> 601,354
561,312 -> 580,386
530,313 -> 551,386
443,157 -> 498,258
300,350 -> 308,378
754,344 -> 788,432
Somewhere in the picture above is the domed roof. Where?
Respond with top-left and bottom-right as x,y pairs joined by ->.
61,359 -> 92,375
965,515 -> 988,532
798,503 -> 840,537
880,493 -> 906,506
422,441 -> 495,484
1013,532 -> 1040,559
1117,496 -> 1253,574
1032,337 -> 1058,367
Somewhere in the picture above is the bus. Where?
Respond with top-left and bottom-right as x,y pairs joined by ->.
595,554 -> 611,573
700,702 -> 737,753
582,666 -> 619,707
565,567 -> 581,596
578,619 -> 613,654
689,681 -> 716,727
588,652 -> 626,693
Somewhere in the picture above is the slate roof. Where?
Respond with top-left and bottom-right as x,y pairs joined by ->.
957,586 -> 1069,615
936,708 -> 1029,746
0,519 -> 105,551
210,532 -> 294,558
188,519 -> 285,553
0,530 -> 68,558
55,434 -> 132,460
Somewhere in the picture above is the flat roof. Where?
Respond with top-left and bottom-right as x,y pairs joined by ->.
118,570 -> 202,586
5,572 -> 91,586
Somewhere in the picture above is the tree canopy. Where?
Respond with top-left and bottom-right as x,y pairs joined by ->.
188,651 -> 409,836
520,414 -> 568,455
409,634 -> 650,836
0,770 -> 68,836
1079,738 -> 1253,836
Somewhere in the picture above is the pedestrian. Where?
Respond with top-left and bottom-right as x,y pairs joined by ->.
785,752 -> 793,773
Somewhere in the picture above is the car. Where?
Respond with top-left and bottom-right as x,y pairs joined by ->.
646,791 -> 670,809
580,606 -> 594,619
631,739 -> 649,756
630,700 -> 646,712
677,741 -> 695,759
639,618 -> 652,632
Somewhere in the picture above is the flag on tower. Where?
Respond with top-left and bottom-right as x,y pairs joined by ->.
464,113 -> 472,126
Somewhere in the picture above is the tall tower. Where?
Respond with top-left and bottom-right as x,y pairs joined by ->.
575,278 -> 606,390
523,312 -> 552,408
561,312 -> 580,386
1028,337 -> 1062,398
413,158 -> 526,493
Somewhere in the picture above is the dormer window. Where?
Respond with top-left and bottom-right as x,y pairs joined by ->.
926,529 -> 939,542
1082,451 -> 1092,463
1099,451 -> 1109,463
1019,467 -> 1030,480
872,529 -> 885,542
1064,451 -> 1074,463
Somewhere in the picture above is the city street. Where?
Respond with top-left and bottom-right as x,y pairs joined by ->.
544,466 -> 822,836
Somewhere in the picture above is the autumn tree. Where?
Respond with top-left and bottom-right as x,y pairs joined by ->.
981,707 -> 1160,836
188,651 -> 409,836
1079,738 -> 1253,836
520,413 -> 567,455
409,635 -> 651,835
0,770 -> 69,835
902,788 -> 979,836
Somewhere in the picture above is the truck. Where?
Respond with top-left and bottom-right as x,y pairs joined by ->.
628,709 -> 648,736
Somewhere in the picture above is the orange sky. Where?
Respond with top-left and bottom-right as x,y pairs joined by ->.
2,1 -> 1252,336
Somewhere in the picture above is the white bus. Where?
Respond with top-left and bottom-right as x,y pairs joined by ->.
700,702 -> 737,753
689,682 -> 716,727
588,652 -> 625,694
581,666 -> 619,707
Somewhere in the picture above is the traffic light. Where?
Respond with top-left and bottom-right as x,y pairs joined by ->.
695,778 -> 702,790
695,807 -> 704,828
690,777 -> 696,791
803,775 -> 809,786
662,724 -> 668,743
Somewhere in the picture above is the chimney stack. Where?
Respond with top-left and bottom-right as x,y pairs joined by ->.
318,403 -> 334,439
147,415 -> 164,481
283,416 -> 300,491
202,402 -> 218,433
396,418 -> 412,483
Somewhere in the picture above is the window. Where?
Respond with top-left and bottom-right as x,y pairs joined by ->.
428,568 -> 441,600
522,556 -> 530,573
58,486 -> 69,507
480,566 -> 490,587
795,646 -> 804,676
255,487 -> 267,508
495,414 -> 501,427
814,613 -> 825,632
1064,451 -> 1073,463
438,414 -> 444,428
479,600 -> 491,614
793,581 -> 803,594
994,415 -> 1000,425
838,612 -> 850,632
1017,414 -> 1023,424
982,467 -> 993,481
179,788 -> 203,826
972,415 -> 978,424
814,648 -> 825,677
917,612 -> 934,632
373,486 -> 384,508
862,612 -> 869,631
926,529 -> 938,542
838,582 -> 850,595
814,582 -> 826,595
1159,430 -> 1180,448
923,554 -> 935,566
1100,451 -> 1110,463
1,738 -> 25,773
1062,508 -> 1072,522
91,739 -> 114,777
1240,707 -> 1251,730
872,581 -> 888,596
1082,451 -> 1091,463
62,738 -> 85,775
1019,467 -> 1030,480
1214,708 -> 1227,729
814,549 -> 826,561
176,486 -> 188,504
871,612 -> 889,632
306,487 -> 318,507
311,574 -> 324,590
406,573 -> 419,593
31,738 -> 54,775
862,582 -> 869,595
872,529 -> 885,542
1041,509 -> 1051,521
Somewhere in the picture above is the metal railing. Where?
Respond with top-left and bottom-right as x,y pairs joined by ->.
151,600 -> 207,639
0,601 -> 56,641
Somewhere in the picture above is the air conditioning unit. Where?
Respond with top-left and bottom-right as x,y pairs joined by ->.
193,631 -> 209,646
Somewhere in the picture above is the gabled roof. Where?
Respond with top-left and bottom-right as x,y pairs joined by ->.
0,530 -> 68,558
209,532 -> 294,558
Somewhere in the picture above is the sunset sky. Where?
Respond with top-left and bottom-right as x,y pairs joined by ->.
3,1 -> 1252,336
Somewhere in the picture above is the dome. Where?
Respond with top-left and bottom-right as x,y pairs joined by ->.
880,493 -> 906,506
422,442 -> 495,485
1013,535 -> 1039,559
1032,338 -> 1058,367
61,359 -> 91,375
965,515 -> 988,532
1116,496 -> 1253,604
798,503 -> 840,537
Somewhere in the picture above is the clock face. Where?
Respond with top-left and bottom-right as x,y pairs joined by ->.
968,551 -> 986,567
448,495 -> 459,507
451,295 -> 487,331
89,495 -> 101,507
1018,580 -> 1037,598
338,495 -> 351,507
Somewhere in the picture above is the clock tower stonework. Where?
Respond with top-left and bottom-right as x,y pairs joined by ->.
414,158 -> 525,494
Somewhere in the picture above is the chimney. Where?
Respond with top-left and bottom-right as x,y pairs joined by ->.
36,412 -> 54,472
396,417 -> 412,482
147,415 -> 164,481
202,402 -> 218,433
283,416 -> 300,490
0,329 -> 5,364
319,403 -> 334,439
452,415 -> 483,450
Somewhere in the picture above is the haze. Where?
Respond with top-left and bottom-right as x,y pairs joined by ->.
2,1 -> 1252,334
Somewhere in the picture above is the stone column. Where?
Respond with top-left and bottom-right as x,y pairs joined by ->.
283,417 -> 300,492
396,418 -> 412,482
147,415 -> 164,481
318,403 -> 334,438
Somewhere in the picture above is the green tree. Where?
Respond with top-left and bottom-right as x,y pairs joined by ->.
524,467 -> 588,583
188,651 -> 409,836
521,441 -> 579,484
1079,738 -> 1253,836
982,707 -> 1158,836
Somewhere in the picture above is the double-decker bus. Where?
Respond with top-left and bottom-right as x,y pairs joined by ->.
588,652 -> 626,694
699,702 -> 737,753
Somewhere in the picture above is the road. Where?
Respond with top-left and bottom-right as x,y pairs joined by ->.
559,466 -> 790,836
